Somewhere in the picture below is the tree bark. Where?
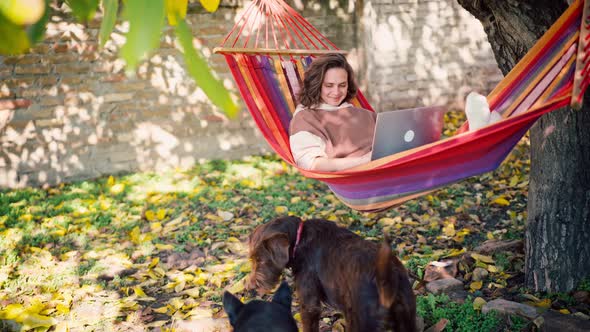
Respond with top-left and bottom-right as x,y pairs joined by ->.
457,0 -> 590,292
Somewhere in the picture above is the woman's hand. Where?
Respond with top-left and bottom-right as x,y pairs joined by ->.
309,151 -> 372,172
359,151 -> 372,164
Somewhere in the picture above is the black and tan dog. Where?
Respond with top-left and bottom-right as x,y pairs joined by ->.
223,281 -> 298,332
246,216 -> 416,332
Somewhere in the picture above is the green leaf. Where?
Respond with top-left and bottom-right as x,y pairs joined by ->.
99,0 -> 118,48
0,12 -> 31,55
65,0 -> 99,23
175,18 -> 239,118
26,0 -> 50,44
120,0 -> 165,73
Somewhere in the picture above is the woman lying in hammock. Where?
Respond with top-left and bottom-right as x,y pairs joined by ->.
289,53 -> 501,171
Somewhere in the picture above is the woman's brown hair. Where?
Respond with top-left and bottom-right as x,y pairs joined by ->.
298,53 -> 358,107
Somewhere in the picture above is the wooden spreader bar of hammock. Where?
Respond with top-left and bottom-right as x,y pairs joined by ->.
213,47 -> 348,56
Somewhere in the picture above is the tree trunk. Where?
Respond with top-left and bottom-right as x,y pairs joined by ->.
457,0 -> 590,292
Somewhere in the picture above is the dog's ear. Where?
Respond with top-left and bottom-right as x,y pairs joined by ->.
272,281 -> 293,310
249,216 -> 300,244
263,233 -> 290,269
222,291 -> 244,326
376,236 -> 395,308
377,236 -> 418,332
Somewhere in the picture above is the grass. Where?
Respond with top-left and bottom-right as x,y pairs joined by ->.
577,278 -> 590,292
416,294 -> 531,331
417,294 -> 501,331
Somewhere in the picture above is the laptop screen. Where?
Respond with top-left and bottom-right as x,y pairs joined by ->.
371,106 -> 446,160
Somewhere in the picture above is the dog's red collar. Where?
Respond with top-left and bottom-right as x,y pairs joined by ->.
292,220 -> 304,258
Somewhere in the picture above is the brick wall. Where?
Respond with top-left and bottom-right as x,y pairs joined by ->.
0,0 -> 501,188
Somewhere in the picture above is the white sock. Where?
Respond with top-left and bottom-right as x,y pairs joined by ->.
465,92 -> 491,131
489,110 -> 502,125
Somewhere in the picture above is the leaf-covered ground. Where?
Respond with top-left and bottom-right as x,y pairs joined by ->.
1,112 -> 589,331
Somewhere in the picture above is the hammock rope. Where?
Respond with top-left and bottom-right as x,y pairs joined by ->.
214,0 -> 590,212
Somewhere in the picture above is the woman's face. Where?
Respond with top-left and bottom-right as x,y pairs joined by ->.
320,67 -> 348,106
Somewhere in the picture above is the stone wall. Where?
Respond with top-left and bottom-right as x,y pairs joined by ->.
0,0 -> 501,188
359,0 -> 503,111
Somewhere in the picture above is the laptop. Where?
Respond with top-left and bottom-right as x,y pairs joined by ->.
370,106 -> 446,160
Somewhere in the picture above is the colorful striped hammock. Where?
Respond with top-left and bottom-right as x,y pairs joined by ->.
214,0 -> 590,212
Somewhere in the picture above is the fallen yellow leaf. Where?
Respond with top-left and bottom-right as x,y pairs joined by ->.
445,248 -> 466,257
184,306 -> 212,319
195,273 -> 208,285
110,183 -> 125,195
19,214 -> 33,222
275,206 -> 288,214
133,286 -> 147,297
148,257 -> 160,269
531,298 -> 552,308
471,253 -> 495,264
0,303 -> 25,320
521,294 -> 542,302
169,297 -> 184,310
488,282 -> 505,289
174,280 -> 186,293
150,222 -> 162,233
492,197 -> 510,206
119,298 -> 139,309
470,281 -> 483,291
227,278 -> 246,294
443,223 -> 456,237
473,297 -> 486,310
183,287 -> 201,298
145,210 -> 156,222
50,229 -> 66,236
152,306 -> 169,314
239,262 -> 251,273
129,226 -> 141,244
21,312 -> 57,329
452,235 -> 465,243
99,200 -> 110,210
155,243 -> 174,251
55,303 -> 70,314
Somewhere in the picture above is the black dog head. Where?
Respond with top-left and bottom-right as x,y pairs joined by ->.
223,281 -> 298,332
